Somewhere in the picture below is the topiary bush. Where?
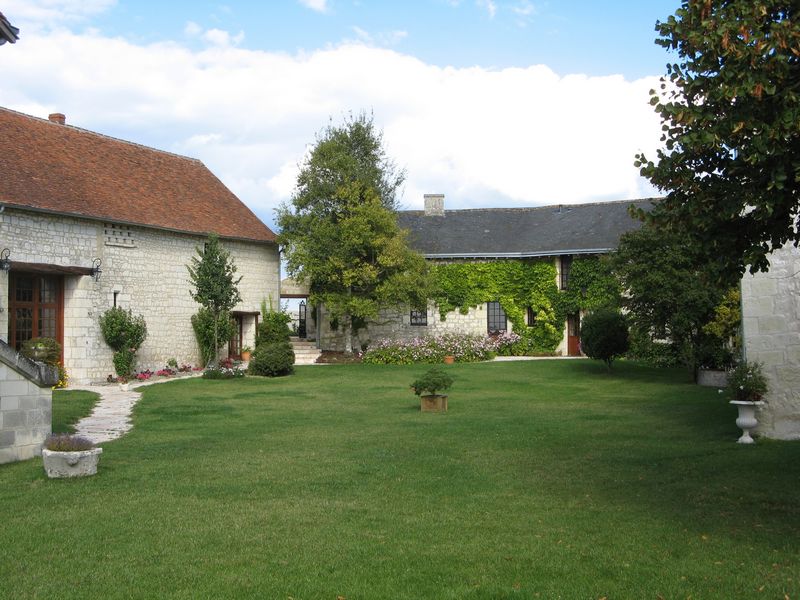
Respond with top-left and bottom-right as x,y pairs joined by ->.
580,308 -> 629,370
248,342 -> 295,377
99,307 -> 147,379
411,367 -> 454,396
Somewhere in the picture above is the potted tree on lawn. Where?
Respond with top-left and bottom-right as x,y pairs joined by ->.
411,367 -> 454,413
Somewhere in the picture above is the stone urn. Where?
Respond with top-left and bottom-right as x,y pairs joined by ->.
421,394 -> 448,413
730,400 -> 765,444
42,447 -> 103,478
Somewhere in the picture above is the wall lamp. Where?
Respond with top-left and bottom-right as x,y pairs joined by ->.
91,258 -> 102,282
0,248 -> 10,271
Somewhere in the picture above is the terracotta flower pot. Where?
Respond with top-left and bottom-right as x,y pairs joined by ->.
241,351 -> 252,361
443,355 -> 455,365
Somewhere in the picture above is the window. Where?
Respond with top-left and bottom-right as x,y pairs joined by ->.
526,306 -> 537,326
410,308 -> 427,326
9,273 -> 63,351
560,255 -> 573,290
487,301 -> 507,334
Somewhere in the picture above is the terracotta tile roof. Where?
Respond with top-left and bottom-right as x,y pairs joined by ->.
0,107 -> 276,243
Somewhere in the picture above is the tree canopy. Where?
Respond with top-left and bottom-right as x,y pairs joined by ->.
278,114 -> 430,353
636,1 -> 800,277
611,223 -> 734,377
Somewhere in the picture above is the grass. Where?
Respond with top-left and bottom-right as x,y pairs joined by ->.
1,360 -> 799,599
51,389 -> 101,434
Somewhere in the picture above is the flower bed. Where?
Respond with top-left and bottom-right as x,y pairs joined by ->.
362,333 -> 521,365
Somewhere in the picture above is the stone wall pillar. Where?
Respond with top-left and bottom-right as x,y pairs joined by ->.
741,245 -> 800,440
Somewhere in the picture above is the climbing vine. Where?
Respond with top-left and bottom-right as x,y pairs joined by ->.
430,257 -> 620,354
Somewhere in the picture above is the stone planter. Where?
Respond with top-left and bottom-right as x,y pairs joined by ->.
42,447 -> 103,478
730,400 -> 765,444
421,394 -> 448,413
118,382 -> 130,392
698,369 -> 729,387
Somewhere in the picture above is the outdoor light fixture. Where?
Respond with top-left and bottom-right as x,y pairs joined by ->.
0,248 -> 10,271
91,258 -> 102,282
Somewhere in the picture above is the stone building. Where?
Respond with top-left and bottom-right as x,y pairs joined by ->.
741,244 -> 800,440
0,107 -> 280,384
314,194 -> 649,354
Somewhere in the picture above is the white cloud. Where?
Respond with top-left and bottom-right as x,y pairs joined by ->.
184,21 -> 244,46
2,0 -> 116,30
351,26 -> 407,47
298,0 -> 329,13
184,21 -> 203,37
512,0 -> 537,17
0,32 -> 663,231
476,0 -> 497,19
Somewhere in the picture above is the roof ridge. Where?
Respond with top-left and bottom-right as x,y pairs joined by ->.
401,197 -> 660,214
0,106 -> 203,164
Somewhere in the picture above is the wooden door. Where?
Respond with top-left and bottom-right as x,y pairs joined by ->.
228,314 -> 243,359
567,313 -> 581,356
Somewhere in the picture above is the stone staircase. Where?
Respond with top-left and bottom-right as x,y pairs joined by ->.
291,337 -> 321,365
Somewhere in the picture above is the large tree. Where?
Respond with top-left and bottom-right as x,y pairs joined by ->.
278,114 -> 430,353
611,223 -> 731,378
187,234 -> 242,365
636,1 -> 800,277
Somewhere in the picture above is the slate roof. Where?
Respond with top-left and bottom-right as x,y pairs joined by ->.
397,199 -> 654,258
0,107 -> 276,244
0,12 -> 19,45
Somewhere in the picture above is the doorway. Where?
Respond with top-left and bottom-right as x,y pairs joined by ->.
9,272 -> 64,351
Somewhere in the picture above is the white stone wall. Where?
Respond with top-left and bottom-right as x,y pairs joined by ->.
741,244 -> 800,440
0,208 -> 280,384
0,362 -> 51,464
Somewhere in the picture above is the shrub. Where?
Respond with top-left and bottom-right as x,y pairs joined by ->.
99,307 -> 147,352
44,434 -> 94,452
580,308 -> 629,370
411,368 -> 454,396
248,342 -> 295,377
112,349 -> 136,379
21,337 -> 61,364
202,366 -> 246,379
626,327 -> 680,367
256,310 -> 292,347
191,308 -> 236,366
100,307 -> 147,379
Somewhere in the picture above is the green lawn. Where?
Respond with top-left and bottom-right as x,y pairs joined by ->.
51,389 -> 101,434
2,361 -> 798,599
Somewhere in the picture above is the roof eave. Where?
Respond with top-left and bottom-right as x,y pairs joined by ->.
0,202 -> 277,246
423,248 -> 613,259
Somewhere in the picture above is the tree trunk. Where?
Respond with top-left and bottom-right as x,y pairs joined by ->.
343,313 -> 353,355
211,310 -> 219,367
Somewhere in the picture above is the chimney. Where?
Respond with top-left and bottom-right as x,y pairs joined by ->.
423,193 -> 445,216
48,113 -> 65,125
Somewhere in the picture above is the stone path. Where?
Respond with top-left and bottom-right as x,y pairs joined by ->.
71,375 -> 201,444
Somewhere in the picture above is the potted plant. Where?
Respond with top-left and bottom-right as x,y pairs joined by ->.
241,346 -> 253,361
728,361 -> 768,444
443,354 -> 455,365
41,434 -> 102,478
411,367 -> 454,413
117,375 -> 130,392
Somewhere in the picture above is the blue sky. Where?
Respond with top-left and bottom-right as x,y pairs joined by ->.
90,1 -> 680,77
0,0 -> 682,229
